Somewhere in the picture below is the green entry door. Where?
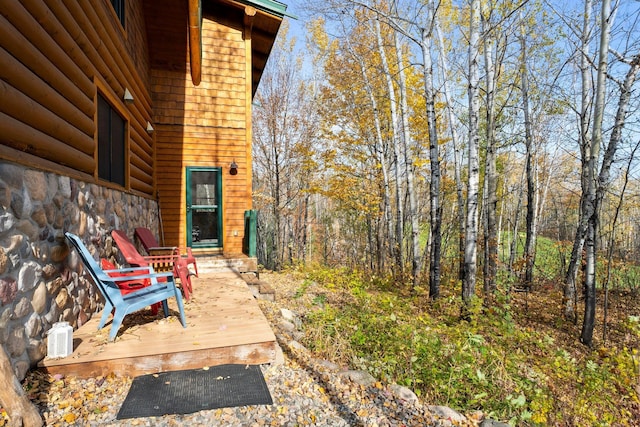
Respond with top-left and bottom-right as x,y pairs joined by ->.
186,167 -> 222,248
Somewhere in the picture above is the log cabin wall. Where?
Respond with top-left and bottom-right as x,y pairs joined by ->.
0,0 -> 155,196
0,0 -> 160,379
149,5 -> 251,255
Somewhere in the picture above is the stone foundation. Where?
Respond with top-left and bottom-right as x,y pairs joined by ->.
0,161 -> 159,380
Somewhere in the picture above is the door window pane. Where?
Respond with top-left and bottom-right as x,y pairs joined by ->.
191,171 -> 218,206
192,209 -> 218,243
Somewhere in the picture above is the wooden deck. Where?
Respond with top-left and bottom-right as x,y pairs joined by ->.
38,271 -> 276,378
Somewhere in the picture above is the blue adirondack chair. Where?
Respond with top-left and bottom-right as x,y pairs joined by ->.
65,232 -> 187,341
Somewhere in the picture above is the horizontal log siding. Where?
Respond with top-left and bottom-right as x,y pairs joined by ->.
153,17 -> 250,254
0,0 -> 154,195
125,1 -> 151,95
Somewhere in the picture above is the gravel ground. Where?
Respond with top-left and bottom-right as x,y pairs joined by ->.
21,272 -> 486,427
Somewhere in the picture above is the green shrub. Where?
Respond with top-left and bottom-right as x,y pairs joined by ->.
293,265 -> 638,425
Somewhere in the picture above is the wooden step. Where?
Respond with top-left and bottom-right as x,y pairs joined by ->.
195,255 -> 258,274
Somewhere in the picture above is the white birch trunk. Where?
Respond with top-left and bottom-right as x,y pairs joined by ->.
564,0 -> 593,321
482,11 -> 498,297
394,29 -> 422,287
463,0 -> 481,305
582,0 -> 614,346
349,36 -> 394,274
375,17 -> 404,276
421,18 -> 442,298
435,14 -> 465,282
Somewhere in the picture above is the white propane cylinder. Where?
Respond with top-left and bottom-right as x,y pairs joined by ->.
47,321 -> 73,358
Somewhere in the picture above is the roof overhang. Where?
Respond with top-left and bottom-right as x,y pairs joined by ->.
232,0 -> 292,18
189,0 -> 288,95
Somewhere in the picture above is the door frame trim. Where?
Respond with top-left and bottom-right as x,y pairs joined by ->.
185,166 -> 223,249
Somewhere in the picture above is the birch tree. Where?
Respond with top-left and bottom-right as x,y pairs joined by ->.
422,18 -> 443,298
462,0 -> 481,306
520,13 -> 537,291
581,0 -> 613,346
378,0 -> 446,295
341,18 -> 395,274
374,16 -> 406,278
323,0 -> 444,290
563,0 -> 593,322
480,5 -> 500,298
585,47 -> 640,344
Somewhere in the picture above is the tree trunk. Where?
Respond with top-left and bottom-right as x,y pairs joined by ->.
521,18 -> 537,291
348,32 -> 394,276
509,163 -> 525,276
564,0 -> 592,322
598,53 -> 640,341
463,0 -> 481,307
394,28 -> 422,288
435,15 -> 465,283
0,346 -> 43,427
482,13 -> 498,298
421,23 -> 442,299
375,17 -> 404,278
273,139 -> 283,271
581,0 -> 613,346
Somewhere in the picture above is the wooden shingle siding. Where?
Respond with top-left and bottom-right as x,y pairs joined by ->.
0,0 -> 154,195
152,14 -> 251,253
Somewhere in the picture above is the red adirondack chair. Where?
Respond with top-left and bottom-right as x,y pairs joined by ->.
111,230 -> 193,301
100,258 -> 161,315
134,227 -> 198,277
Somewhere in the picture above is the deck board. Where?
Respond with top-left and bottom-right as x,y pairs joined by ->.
37,271 -> 276,378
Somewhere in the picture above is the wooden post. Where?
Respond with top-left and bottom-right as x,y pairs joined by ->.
188,0 -> 202,85
243,6 -> 256,40
0,346 -> 42,427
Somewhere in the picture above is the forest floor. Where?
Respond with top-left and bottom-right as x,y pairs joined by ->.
511,278 -> 640,422
259,268 -> 640,426
514,280 -> 640,357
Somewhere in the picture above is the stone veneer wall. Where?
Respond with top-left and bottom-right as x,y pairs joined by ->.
0,161 -> 159,381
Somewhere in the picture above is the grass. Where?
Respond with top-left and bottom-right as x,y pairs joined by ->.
266,262 -> 640,426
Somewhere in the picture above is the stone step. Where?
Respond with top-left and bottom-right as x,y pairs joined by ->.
244,277 -> 276,302
247,280 -> 276,302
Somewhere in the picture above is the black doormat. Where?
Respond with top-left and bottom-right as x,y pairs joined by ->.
117,364 -> 273,419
